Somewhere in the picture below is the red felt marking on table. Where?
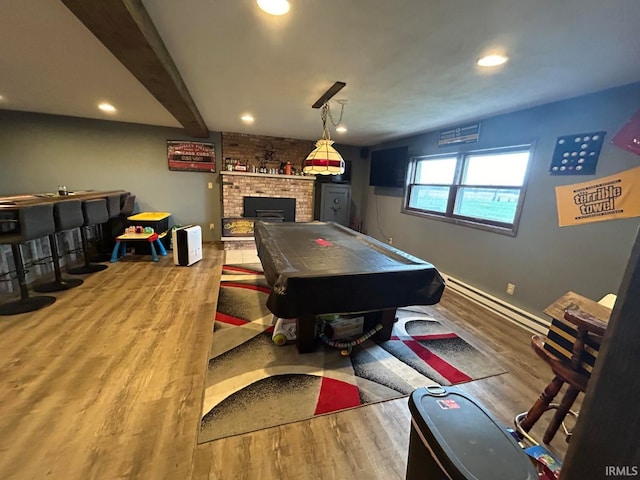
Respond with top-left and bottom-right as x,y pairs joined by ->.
315,238 -> 333,247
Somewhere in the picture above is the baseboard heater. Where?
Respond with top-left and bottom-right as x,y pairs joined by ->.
441,273 -> 550,335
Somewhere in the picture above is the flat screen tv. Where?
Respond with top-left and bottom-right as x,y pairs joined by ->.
315,159 -> 352,184
369,146 -> 409,188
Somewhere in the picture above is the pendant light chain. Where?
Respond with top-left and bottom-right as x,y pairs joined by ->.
321,104 -> 331,141
326,101 -> 345,128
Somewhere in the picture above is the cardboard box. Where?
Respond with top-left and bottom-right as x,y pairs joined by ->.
325,315 -> 365,340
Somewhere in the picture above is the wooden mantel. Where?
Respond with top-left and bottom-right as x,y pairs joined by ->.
220,171 -> 316,181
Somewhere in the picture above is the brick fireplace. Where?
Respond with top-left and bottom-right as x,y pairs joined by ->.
220,171 -> 315,251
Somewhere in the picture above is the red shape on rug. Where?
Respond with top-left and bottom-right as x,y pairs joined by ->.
215,312 -> 275,333
223,265 -> 263,274
215,312 -> 248,326
314,377 -> 361,415
403,339 -> 472,384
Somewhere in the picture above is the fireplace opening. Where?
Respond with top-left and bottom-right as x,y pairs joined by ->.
255,209 -> 284,222
243,197 -> 296,222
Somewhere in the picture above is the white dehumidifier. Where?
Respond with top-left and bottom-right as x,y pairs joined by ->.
172,225 -> 203,266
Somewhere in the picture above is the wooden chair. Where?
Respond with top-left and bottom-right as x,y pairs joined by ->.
516,306 -> 608,444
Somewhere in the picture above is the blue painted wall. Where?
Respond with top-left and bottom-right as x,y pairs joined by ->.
363,82 -> 640,318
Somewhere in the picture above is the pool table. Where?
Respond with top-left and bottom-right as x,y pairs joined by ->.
254,221 -> 445,353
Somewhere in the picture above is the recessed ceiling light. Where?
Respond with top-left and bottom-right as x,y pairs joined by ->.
257,0 -> 290,15
336,126 -> 347,133
98,102 -> 116,113
477,54 -> 509,67
241,114 -> 255,123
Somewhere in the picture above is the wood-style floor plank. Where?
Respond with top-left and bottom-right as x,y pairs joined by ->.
1,244 -> 572,479
0,247 -> 223,480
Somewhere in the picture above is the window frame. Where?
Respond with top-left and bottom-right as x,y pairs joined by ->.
402,144 -> 534,236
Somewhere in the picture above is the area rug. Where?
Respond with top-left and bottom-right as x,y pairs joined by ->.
198,264 -> 507,443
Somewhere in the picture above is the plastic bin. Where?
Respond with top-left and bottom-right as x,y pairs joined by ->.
127,212 -> 171,234
127,212 -> 171,253
406,386 -> 538,480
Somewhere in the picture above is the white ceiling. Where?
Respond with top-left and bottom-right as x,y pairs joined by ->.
2,0 -> 640,146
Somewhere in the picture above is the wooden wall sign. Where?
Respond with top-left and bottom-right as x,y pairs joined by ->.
167,140 -> 215,172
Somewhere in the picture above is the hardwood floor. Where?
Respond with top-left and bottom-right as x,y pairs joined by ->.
0,244 -> 571,479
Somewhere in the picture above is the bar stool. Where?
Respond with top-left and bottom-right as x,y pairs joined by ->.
33,200 -> 84,292
67,199 -> 109,275
0,203 -> 57,315
92,194 -> 122,262
120,193 -> 136,219
110,193 -> 136,240
120,191 -> 132,210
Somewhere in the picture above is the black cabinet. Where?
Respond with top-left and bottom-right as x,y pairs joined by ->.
315,183 -> 351,226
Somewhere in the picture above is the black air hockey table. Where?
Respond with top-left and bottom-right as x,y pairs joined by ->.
254,221 -> 445,353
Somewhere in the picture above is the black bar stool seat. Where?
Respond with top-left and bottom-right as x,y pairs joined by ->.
0,203 -> 57,315
113,193 -> 136,236
33,200 -> 84,292
92,193 -> 123,262
67,199 -> 109,275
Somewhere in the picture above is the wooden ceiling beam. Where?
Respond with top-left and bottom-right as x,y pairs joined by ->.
312,81 -> 346,109
60,0 -> 209,138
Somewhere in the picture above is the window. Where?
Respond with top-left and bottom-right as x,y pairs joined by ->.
403,146 -> 532,235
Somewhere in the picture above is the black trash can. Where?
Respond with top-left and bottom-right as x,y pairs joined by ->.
406,386 -> 538,480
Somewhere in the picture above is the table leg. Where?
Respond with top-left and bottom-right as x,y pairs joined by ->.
155,239 -> 167,256
376,308 -> 397,341
110,241 -> 121,263
296,314 -> 317,353
149,241 -> 159,262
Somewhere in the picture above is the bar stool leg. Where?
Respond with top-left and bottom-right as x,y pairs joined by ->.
34,234 -> 83,292
0,244 -> 56,316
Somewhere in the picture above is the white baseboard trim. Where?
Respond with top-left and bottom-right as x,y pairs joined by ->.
441,273 -> 550,335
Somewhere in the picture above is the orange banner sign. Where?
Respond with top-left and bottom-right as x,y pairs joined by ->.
555,166 -> 640,226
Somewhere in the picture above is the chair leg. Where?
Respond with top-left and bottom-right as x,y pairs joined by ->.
67,226 -> 108,275
90,222 -> 115,263
33,234 -> 83,292
519,376 -> 564,433
543,385 -> 581,444
0,244 -> 56,316
13,244 -> 29,300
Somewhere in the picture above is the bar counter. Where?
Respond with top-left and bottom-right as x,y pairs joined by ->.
0,190 -> 126,210
0,190 -> 128,294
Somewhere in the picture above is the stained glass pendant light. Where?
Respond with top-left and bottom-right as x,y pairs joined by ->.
303,103 -> 345,175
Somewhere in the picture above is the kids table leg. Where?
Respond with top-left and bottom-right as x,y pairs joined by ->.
110,240 -> 122,262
